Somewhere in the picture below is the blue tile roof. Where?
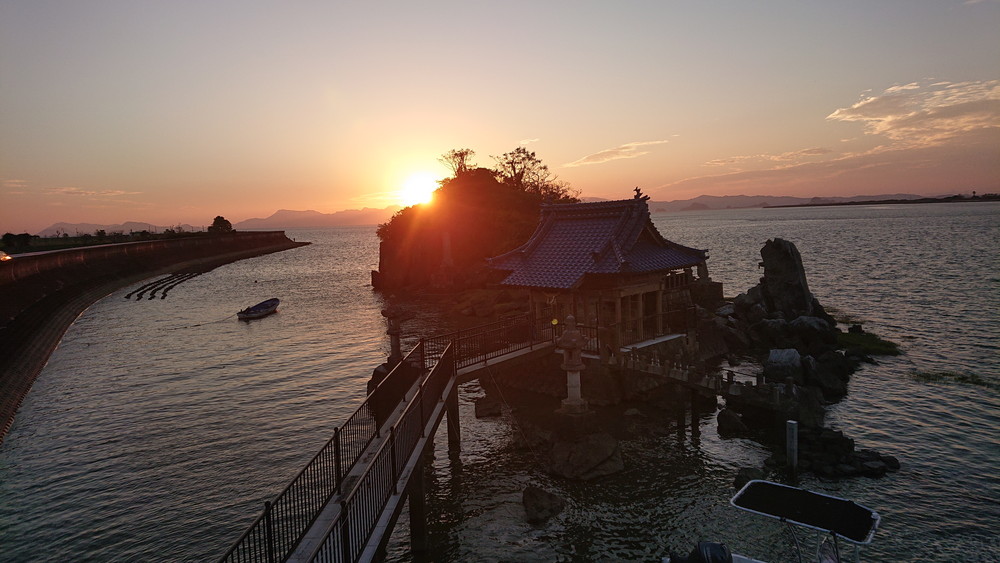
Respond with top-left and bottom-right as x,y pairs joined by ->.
488,197 -> 706,289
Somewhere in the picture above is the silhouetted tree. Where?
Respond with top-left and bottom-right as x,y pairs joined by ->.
208,216 -> 234,233
491,146 -> 578,203
438,148 -> 476,177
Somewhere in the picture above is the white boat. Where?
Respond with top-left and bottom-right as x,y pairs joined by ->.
238,298 -> 279,320
666,480 -> 880,563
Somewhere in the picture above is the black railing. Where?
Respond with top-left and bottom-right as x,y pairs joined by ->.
218,344 -> 427,563
310,344 -> 457,563
424,313 -> 555,370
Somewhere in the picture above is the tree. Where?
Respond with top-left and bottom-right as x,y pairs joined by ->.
208,216 -> 234,234
491,147 -> 578,203
438,148 -> 476,177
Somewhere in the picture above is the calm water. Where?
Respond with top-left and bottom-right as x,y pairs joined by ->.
1,203 -> 998,562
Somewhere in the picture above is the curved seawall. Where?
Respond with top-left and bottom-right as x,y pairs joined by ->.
0,231 -> 309,443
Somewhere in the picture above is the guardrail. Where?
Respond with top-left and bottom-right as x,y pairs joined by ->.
309,343 -> 457,563
423,313 -> 555,370
218,344 -> 426,563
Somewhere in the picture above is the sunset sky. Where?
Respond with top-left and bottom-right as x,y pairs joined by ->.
2,1 -> 998,234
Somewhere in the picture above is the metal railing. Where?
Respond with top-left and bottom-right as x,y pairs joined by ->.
218,344 -> 427,563
309,344 -> 457,563
423,313 -> 555,370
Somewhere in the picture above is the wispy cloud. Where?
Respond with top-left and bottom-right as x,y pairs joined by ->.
704,148 -> 834,168
2,179 -> 28,194
564,140 -> 670,168
47,187 -> 142,197
827,79 -> 1000,147
654,79 -> 1000,198
519,138 -> 540,145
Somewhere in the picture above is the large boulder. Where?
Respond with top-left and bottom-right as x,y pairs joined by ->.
717,408 -> 750,436
759,238 -> 816,320
763,348 -> 803,384
788,315 -> 838,355
522,485 -> 566,524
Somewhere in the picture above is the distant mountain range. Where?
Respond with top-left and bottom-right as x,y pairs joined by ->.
582,193 -> 930,211
641,193 -> 931,212
233,207 -> 399,230
37,221 -> 199,238
34,194 -> 940,236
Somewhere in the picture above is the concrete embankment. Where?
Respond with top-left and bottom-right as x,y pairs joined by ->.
0,231 -> 309,443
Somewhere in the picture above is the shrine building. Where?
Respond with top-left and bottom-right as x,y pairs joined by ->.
487,191 -> 723,356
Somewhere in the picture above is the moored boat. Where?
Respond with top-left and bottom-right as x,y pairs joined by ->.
667,480 -> 880,563
238,298 -> 279,320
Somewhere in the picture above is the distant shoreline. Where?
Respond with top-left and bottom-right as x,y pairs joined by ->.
761,194 -> 998,209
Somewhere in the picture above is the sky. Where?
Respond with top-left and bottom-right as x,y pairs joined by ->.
1,1 -> 998,234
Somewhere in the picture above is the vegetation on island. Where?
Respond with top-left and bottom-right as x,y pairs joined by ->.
836,330 -> 901,356
373,148 -> 578,290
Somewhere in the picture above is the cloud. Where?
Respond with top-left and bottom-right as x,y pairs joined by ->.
827,79 -> 1000,147
564,140 -> 670,167
704,147 -> 834,168
47,187 -> 142,197
2,179 -> 28,194
655,126 -> 998,198
519,138 -> 540,145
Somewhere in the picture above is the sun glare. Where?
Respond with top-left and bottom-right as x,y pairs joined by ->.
398,172 -> 439,206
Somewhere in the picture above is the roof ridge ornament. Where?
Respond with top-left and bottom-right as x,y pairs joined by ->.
633,187 -> 650,201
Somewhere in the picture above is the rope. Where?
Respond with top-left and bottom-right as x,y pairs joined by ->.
165,313 -> 238,330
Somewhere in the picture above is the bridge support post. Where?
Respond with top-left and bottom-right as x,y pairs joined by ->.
446,385 -> 461,452
408,452 -> 429,555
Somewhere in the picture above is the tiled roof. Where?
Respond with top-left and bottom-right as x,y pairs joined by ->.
488,197 -> 706,289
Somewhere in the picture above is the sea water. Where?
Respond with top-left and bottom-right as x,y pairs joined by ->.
1,203 -> 997,561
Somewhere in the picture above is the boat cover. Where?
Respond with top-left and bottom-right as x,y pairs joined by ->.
731,480 -> 879,544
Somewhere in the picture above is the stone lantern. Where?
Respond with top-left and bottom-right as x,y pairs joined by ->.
556,315 -> 589,414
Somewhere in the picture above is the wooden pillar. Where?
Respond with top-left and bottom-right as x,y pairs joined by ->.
408,458 -> 428,555
446,385 -> 460,452
655,290 -> 663,336
690,391 -> 700,438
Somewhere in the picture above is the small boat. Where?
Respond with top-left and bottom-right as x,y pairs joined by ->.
238,298 -> 279,320
667,480 -> 880,563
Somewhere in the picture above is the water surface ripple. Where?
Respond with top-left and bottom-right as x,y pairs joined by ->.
1,204 -> 998,562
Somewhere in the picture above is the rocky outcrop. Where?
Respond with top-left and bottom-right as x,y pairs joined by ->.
764,428 -> 901,480
717,408 -> 749,436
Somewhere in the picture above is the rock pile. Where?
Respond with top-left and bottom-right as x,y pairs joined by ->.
764,427 -> 901,479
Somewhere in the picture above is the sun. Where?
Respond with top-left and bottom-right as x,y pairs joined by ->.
398,172 -> 439,207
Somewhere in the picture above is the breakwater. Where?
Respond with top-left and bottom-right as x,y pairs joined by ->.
0,231 -> 308,443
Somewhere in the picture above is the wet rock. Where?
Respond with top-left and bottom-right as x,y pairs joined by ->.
734,467 -> 764,489
715,303 -> 735,317
789,315 -> 838,355
764,348 -> 802,383
717,408 -> 749,436
748,318 -> 791,349
522,485 -> 566,524
880,454 -> 901,472
861,460 -> 888,478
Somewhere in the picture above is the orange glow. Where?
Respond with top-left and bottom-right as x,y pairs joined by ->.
397,172 -> 439,206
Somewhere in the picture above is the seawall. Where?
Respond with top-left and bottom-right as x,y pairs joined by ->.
0,231 -> 309,443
